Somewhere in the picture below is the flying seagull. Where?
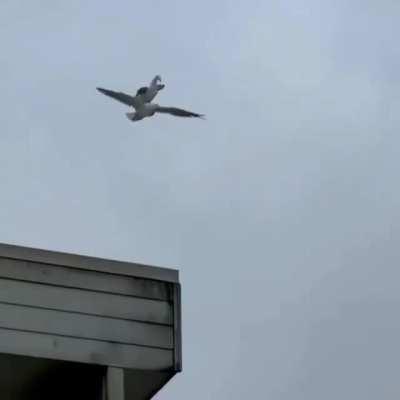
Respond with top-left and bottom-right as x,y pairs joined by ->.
97,75 -> 204,122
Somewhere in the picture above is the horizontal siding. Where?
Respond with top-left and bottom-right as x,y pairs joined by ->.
0,328 -> 174,370
0,248 -> 181,372
0,257 -> 171,301
0,278 -> 172,325
0,242 -> 178,283
0,303 -> 173,349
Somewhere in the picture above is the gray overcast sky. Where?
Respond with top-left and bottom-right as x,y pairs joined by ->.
1,1 -> 400,398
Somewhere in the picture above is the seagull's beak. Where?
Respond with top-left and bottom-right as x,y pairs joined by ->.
158,84 -> 165,91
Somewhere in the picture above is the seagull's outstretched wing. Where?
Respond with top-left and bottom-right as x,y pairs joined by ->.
156,106 -> 205,119
96,87 -> 141,109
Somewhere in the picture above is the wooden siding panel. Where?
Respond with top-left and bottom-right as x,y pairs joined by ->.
0,328 -> 174,370
0,303 -> 173,349
0,279 -> 172,325
0,257 -> 171,301
0,243 -> 179,283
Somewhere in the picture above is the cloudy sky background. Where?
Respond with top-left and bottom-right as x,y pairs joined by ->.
1,1 -> 400,398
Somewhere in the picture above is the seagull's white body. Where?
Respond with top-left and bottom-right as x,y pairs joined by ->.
97,75 -> 204,122
126,103 -> 159,121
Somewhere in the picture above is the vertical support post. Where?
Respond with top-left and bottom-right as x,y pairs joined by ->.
103,367 -> 124,400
